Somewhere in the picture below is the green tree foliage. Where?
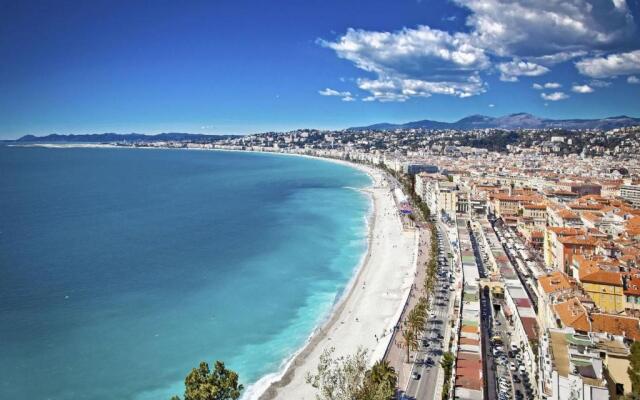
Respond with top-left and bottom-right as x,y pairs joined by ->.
305,347 -> 397,400
401,327 -> 419,363
360,360 -> 397,400
629,342 -> 640,396
440,352 -> 455,400
171,361 -> 243,400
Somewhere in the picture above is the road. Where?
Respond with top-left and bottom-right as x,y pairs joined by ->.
491,219 -> 539,312
403,223 -> 456,400
471,221 -> 533,400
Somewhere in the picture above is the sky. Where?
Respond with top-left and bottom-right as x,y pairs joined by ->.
1,0 -> 639,139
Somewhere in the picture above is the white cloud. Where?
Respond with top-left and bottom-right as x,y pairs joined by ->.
628,75 -> 640,84
489,103 -> 495,107
454,0 -> 637,58
572,84 -> 594,93
319,25 -> 490,101
589,79 -> 612,88
498,60 -> 549,82
356,75 -> 485,102
575,50 -> 640,78
341,96 -> 356,102
534,82 -> 562,89
318,88 -> 351,97
541,91 -> 569,101
320,0 -> 640,101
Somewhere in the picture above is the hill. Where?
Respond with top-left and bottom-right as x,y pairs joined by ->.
349,113 -> 640,131
14,132 -> 240,143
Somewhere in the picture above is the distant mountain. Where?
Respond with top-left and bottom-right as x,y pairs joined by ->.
14,132 -> 240,143
349,113 -> 640,131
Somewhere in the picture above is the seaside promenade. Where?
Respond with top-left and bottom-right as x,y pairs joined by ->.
383,227 -> 431,388
257,166 -> 418,400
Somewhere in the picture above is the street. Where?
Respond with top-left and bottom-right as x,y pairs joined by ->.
403,223 -> 456,400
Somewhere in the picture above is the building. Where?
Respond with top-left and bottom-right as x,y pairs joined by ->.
621,185 -> 640,207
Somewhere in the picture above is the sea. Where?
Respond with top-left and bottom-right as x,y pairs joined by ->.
0,146 -> 371,400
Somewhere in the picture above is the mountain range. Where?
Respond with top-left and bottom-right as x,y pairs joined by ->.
13,132 -> 239,143
349,113 -> 640,131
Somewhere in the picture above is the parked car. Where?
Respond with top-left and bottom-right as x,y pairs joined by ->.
412,372 -> 421,380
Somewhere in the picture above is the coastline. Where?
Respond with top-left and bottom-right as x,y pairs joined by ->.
19,143 -> 418,400
253,163 -> 417,399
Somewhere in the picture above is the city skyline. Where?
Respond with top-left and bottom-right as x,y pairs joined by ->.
1,0 -> 640,139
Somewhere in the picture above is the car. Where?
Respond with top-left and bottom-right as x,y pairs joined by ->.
508,350 -> 515,358
426,357 -> 434,365
512,375 -> 521,383
509,363 -> 516,372
412,372 -> 421,380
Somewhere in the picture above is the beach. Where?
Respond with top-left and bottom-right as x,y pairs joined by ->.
253,164 -> 418,400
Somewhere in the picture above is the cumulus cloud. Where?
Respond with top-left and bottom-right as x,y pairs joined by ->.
575,50 -> 640,77
541,91 -> 569,101
454,0 -> 637,59
320,0 -> 639,101
572,84 -> 594,93
356,75 -> 485,102
319,25 -> 490,100
319,88 -> 351,97
629,76 -> 640,84
589,79 -> 612,88
497,60 -> 549,82
533,82 -> 562,89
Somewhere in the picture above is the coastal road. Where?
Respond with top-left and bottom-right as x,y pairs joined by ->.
403,224 -> 455,400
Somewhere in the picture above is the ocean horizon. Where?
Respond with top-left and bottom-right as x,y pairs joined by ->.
0,146 -> 371,399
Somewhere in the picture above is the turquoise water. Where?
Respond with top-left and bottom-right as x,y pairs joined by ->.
0,146 -> 371,400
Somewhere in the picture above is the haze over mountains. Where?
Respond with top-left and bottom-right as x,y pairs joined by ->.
349,113 -> 640,131
13,132 -> 238,143
7,113 -> 640,143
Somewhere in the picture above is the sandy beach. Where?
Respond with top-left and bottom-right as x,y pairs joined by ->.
253,164 -> 418,400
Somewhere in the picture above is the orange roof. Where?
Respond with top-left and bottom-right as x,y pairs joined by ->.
455,351 -> 483,391
554,298 -> 591,332
625,276 -> 640,296
459,337 -> 480,346
557,209 -> 580,219
591,313 -> 640,341
539,271 -> 573,294
461,325 -> 479,334
559,235 -> 598,247
524,204 -> 547,210
547,226 -> 584,236
575,255 -> 623,286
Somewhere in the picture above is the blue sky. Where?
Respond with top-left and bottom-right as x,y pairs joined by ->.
1,0 -> 639,138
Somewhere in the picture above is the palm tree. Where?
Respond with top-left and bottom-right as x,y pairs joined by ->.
402,327 -> 419,363
408,308 -> 426,339
367,360 -> 397,392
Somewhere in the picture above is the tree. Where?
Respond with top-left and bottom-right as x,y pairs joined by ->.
306,347 -> 368,400
306,348 -> 398,400
171,361 -> 243,400
629,342 -> 640,396
401,327 -> 419,363
359,360 -> 397,400
408,304 -> 427,340
440,352 -> 455,400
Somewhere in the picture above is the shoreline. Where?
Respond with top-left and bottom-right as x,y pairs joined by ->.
254,162 -> 417,399
18,143 -> 417,400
